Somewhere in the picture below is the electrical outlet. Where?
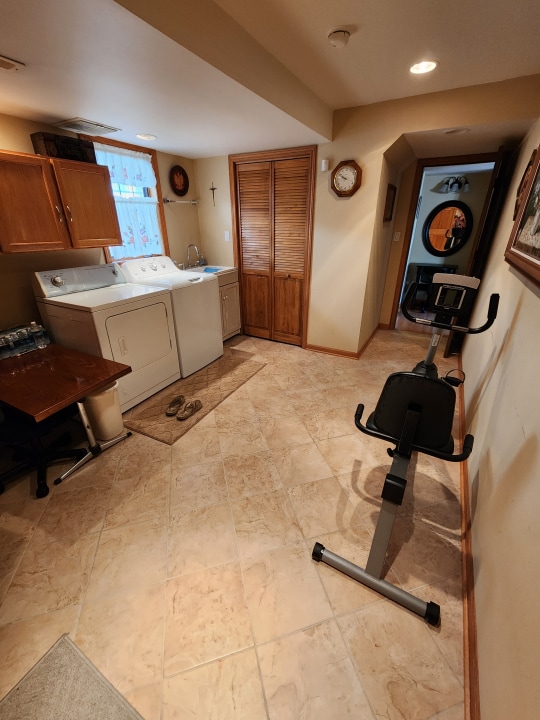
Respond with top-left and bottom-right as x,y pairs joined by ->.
224,230 -> 230,242
393,231 -> 401,243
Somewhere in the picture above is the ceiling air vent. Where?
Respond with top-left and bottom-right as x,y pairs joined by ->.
0,54 -> 26,71
53,117 -> 120,135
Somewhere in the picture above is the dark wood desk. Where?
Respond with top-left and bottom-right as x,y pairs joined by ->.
0,344 -> 132,497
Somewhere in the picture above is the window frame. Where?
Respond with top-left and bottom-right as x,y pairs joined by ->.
80,135 -> 170,262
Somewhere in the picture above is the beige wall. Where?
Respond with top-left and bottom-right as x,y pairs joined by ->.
462,119 -> 540,719
194,156 -> 234,267
380,161 -> 416,325
310,75 -> 540,353
155,153 -> 202,266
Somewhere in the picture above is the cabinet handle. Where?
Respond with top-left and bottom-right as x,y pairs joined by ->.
65,205 -> 73,222
55,205 -> 64,223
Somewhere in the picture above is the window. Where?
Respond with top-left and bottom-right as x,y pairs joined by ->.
93,141 -> 168,261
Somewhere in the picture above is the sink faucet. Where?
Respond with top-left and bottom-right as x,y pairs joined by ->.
187,244 -> 200,268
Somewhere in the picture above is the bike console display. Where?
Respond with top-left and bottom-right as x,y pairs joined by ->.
427,274 -> 479,319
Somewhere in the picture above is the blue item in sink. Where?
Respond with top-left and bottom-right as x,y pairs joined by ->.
203,267 -> 220,273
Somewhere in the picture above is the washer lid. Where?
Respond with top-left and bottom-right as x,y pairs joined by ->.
36,283 -> 170,312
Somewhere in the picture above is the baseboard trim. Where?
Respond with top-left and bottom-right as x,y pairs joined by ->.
305,343 -> 359,359
459,380 -> 480,720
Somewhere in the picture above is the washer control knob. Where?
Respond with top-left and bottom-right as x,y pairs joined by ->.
51,276 -> 64,287
149,262 -> 157,271
140,265 -> 146,271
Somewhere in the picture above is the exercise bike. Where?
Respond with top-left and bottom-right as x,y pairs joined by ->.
312,274 -> 499,625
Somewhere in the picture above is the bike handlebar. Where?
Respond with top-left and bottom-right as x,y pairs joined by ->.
401,282 -> 499,335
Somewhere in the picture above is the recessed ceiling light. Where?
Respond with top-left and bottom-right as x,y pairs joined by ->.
136,133 -> 157,141
409,60 -> 438,75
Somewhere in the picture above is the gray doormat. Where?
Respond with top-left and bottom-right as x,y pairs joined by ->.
0,634 -> 144,720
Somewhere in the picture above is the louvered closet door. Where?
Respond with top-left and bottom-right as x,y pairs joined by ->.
272,158 -> 310,345
236,155 -> 312,345
237,162 -> 272,338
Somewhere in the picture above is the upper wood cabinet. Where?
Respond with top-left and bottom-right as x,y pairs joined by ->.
0,150 -> 121,253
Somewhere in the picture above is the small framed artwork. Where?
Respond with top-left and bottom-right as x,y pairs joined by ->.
513,148 -> 536,220
383,184 -> 397,222
169,165 -> 189,196
505,142 -> 540,286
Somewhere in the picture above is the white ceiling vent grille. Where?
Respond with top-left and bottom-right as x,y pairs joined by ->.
0,54 -> 26,71
53,117 -> 120,135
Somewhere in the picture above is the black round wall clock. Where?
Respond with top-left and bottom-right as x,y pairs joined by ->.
169,165 -> 189,196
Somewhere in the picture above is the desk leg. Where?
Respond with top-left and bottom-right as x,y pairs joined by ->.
53,400 -> 131,488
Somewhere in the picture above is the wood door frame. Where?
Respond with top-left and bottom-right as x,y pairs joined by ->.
228,145 -> 316,347
389,152 -> 501,334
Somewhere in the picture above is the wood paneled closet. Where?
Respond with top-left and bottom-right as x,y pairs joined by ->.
229,146 -> 316,347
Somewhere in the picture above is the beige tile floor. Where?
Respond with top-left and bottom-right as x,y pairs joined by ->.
0,330 -> 467,720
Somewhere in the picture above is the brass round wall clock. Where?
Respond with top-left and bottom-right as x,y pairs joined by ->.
169,165 -> 189,196
331,159 -> 362,197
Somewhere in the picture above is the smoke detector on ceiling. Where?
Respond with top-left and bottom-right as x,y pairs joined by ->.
0,54 -> 26,71
53,118 -> 120,135
328,30 -> 350,49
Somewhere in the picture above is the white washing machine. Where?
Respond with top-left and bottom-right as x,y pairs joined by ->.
120,256 -> 223,377
33,263 -> 180,411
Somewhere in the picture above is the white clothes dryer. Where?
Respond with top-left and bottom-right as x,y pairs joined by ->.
120,256 -> 223,377
33,263 -> 180,411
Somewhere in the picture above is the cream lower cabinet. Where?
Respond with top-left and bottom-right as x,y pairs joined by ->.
220,280 -> 241,339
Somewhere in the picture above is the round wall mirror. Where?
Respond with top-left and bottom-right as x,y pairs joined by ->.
422,200 -> 473,256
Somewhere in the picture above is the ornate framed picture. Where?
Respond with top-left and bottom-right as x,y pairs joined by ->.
505,143 -> 540,286
513,148 -> 536,220
169,165 -> 189,196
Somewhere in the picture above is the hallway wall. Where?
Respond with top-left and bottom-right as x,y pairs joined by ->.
462,119 -> 540,719
310,75 -> 540,355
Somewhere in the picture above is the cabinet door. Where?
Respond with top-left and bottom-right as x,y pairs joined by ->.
241,273 -> 271,338
237,162 -> 272,338
52,159 -> 121,248
220,281 -> 241,339
272,158 -> 310,345
0,151 -> 70,252
273,275 -> 302,345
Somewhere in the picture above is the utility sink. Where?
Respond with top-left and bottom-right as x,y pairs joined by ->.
188,265 -> 238,286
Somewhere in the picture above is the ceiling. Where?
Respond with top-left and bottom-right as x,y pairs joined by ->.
1,0 -> 539,158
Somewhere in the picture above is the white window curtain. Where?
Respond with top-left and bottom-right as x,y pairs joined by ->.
94,142 -> 164,260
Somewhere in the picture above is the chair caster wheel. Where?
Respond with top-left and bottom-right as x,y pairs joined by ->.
36,484 -> 50,499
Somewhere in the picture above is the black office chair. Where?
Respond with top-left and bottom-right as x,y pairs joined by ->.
0,404 -> 86,498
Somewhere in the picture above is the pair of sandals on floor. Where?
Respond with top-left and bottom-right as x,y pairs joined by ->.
165,395 -> 202,420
